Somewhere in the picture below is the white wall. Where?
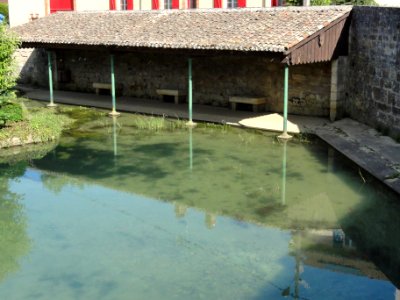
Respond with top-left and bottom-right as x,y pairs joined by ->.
199,0 -> 214,8
9,0 -> 46,27
247,0 -> 269,7
75,0 -> 109,11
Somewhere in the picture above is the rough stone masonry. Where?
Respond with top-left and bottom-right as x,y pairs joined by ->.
345,6 -> 400,140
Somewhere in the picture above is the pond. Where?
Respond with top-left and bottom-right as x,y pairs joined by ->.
0,107 -> 399,300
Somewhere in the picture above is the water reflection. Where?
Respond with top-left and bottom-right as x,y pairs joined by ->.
112,116 -> 118,157
189,127 -> 193,171
281,139 -> 288,206
5,112 -> 399,297
0,163 -> 31,282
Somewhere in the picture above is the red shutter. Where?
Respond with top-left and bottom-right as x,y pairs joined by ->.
238,0 -> 246,7
172,0 -> 179,9
214,0 -> 222,8
152,0 -> 159,9
127,0 -> 133,9
271,0 -> 278,6
50,0 -> 74,13
109,0 -> 116,10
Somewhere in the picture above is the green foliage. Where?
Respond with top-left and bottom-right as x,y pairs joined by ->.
285,0 -> 302,6
0,102 -> 74,148
0,100 -> 23,126
330,0 -> 378,4
0,3 -> 8,24
311,0 -> 331,5
0,25 -> 20,96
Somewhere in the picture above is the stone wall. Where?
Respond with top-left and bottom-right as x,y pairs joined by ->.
15,48 -> 48,87
345,7 -> 400,138
41,49 -> 332,117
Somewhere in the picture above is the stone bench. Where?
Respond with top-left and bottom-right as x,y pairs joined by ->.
156,89 -> 187,104
229,96 -> 267,112
93,82 -> 112,95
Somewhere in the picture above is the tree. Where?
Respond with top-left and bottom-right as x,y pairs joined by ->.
311,0 -> 331,5
0,3 -> 8,24
0,24 -> 20,96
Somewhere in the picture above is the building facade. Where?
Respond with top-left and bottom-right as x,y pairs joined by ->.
9,0 -> 282,27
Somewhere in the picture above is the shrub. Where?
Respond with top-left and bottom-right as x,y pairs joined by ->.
311,0 -> 331,5
0,24 -> 20,96
0,99 -> 23,126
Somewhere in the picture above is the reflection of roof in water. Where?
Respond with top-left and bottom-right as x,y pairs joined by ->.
290,230 -> 389,282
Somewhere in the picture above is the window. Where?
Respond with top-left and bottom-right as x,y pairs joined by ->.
227,0 -> 238,8
121,0 -> 127,10
227,0 -> 246,8
165,0 -> 179,9
120,0 -> 133,10
187,0 -> 197,8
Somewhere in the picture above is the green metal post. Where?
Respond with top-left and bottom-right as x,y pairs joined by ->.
278,64 -> 291,139
187,58 -> 195,127
109,54 -> 120,116
281,140 -> 287,206
47,51 -> 56,107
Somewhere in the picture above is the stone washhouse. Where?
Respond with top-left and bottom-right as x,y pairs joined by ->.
13,6 -> 352,136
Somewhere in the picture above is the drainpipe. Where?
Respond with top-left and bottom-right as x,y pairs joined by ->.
47,51 -> 57,107
109,54 -> 120,117
278,64 -> 292,140
186,58 -> 196,127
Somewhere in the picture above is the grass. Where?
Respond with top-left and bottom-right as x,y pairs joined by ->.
129,114 -> 187,131
0,100 -> 74,148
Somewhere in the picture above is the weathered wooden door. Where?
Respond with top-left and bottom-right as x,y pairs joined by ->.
50,0 -> 74,13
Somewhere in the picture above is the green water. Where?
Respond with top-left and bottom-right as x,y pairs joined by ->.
0,108 -> 399,299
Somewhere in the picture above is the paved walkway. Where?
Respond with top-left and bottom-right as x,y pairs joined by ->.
19,85 -> 400,194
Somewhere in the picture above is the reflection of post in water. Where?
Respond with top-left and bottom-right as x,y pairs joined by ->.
284,230 -> 304,299
281,139 -> 288,206
189,127 -> 193,171
112,116 -> 118,157
174,202 -> 188,219
205,212 -> 216,229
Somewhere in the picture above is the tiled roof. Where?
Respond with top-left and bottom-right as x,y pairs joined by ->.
13,6 -> 352,53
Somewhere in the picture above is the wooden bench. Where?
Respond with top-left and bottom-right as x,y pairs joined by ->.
229,96 -> 267,112
93,82 -> 112,95
156,89 -> 187,104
